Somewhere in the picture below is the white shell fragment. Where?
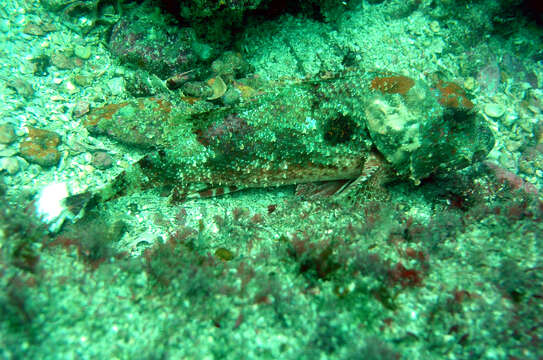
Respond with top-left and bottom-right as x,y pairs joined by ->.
35,182 -> 70,232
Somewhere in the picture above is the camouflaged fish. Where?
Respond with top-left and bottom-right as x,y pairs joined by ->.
56,68 -> 494,226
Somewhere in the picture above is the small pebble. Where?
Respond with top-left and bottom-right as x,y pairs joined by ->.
429,21 -> 440,33
107,77 -> 125,96
6,78 -> 34,98
502,114 -> 517,127
214,247 -> 234,261
51,53 -> 75,70
91,151 -> 113,169
41,23 -> 57,32
484,103 -> 505,118
519,160 -> 534,175
23,22 -> 44,36
0,123 -> 16,144
0,19 -> 10,33
506,140 -> 522,152
519,117 -> 535,134
73,102 -> 90,118
0,148 -> 18,157
499,154 -> 517,170
73,74 -> 92,87
0,157 -> 20,175
74,45 -> 92,60
463,77 -> 475,91
64,81 -> 77,94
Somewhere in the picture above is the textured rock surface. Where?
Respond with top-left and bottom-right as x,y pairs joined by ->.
109,16 -> 200,79
19,127 -> 61,167
0,123 -> 17,144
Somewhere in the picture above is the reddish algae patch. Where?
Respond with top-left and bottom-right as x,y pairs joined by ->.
435,81 -> 474,110
84,102 -> 131,127
19,127 -> 61,167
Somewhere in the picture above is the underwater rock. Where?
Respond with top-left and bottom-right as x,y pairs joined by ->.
50,53 -> 76,70
484,103 -> 505,118
72,102 -> 90,118
175,0 -> 263,43
19,127 -> 61,167
74,45 -> 92,60
23,22 -> 45,36
0,123 -> 17,144
91,151 -> 113,170
109,17 -> 199,79
0,157 -> 20,175
6,78 -> 34,99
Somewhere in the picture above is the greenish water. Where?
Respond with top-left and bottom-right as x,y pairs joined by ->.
1,1 -> 542,359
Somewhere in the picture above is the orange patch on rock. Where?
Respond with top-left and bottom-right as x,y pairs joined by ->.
435,81 -> 474,110
181,96 -> 201,105
84,98 -> 171,128
371,75 -> 415,96
84,102 -> 130,127
19,127 -> 61,167
149,97 -> 172,114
